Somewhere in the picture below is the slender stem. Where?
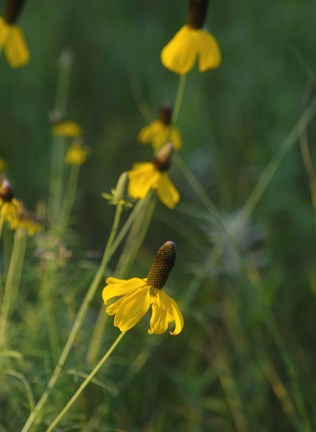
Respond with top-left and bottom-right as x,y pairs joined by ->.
236,94 -> 316,230
61,164 -> 80,229
299,125 -> 316,225
45,332 -> 126,432
0,229 -> 26,348
21,204 -> 123,432
172,75 -> 186,123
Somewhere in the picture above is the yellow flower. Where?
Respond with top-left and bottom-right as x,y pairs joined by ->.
128,143 -> 180,209
161,0 -> 221,75
138,104 -> 182,151
0,0 -> 30,68
0,178 -> 19,224
52,120 -> 83,138
102,241 -> 184,335
10,201 -> 42,235
64,140 -> 89,166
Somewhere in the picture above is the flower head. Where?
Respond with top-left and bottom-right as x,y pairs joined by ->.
128,143 -> 180,209
10,201 -> 42,235
138,104 -> 182,151
0,178 -> 20,224
102,241 -> 184,335
64,139 -> 89,166
161,0 -> 221,75
51,119 -> 83,138
0,0 -> 29,68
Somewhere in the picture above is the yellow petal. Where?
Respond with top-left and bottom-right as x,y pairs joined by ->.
5,25 -> 29,68
169,126 -> 182,150
102,277 -> 146,304
64,144 -> 89,166
52,121 -> 83,138
197,30 -> 221,72
128,163 -> 160,199
156,174 -> 180,209
161,25 -> 198,75
0,17 -> 10,48
113,286 -> 151,331
138,121 -> 163,144
149,291 -> 184,335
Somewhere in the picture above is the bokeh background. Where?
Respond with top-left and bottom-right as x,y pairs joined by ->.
1,0 -> 316,430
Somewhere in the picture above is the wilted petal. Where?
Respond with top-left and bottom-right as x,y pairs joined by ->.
161,25 -> 197,75
113,287 -> 151,331
197,30 -> 221,72
5,25 -> 29,68
156,174 -> 180,209
128,163 -> 160,199
102,277 -> 146,304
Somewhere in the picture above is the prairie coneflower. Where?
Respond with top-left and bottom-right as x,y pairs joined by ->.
10,201 -> 42,235
161,0 -> 221,75
64,139 -> 89,166
138,104 -> 182,151
51,119 -> 83,138
103,241 -> 184,335
0,178 -> 20,224
128,143 -> 179,209
0,0 -> 29,68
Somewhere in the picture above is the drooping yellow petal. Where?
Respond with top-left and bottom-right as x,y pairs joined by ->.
197,30 -> 221,72
4,25 -> 29,68
128,163 -> 160,199
102,277 -> 146,304
149,291 -> 184,335
113,286 -> 151,331
0,17 -> 10,48
161,25 -> 198,75
156,174 -> 180,209
0,198 -> 20,223
138,120 -> 163,144
52,121 -> 83,138
169,126 -> 182,151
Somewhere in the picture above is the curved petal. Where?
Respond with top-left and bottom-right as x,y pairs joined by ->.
156,174 -> 180,209
5,25 -> 29,68
138,121 -> 163,144
113,286 -> 151,331
197,30 -> 221,72
149,291 -> 184,335
170,127 -> 182,150
128,163 -> 160,199
161,25 -> 198,75
102,277 -> 146,304
0,18 -> 10,48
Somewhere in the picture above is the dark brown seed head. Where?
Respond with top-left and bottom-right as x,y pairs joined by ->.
147,241 -> 176,290
3,0 -> 26,24
159,103 -> 173,126
0,179 -> 14,202
187,0 -> 209,29
153,143 -> 174,172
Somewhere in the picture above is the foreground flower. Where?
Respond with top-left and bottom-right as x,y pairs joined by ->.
103,241 -> 184,335
161,0 -> 221,75
64,139 -> 89,166
0,178 -> 20,223
0,0 -> 30,68
51,119 -> 83,138
138,104 -> 182,151
128,143 -> 179,209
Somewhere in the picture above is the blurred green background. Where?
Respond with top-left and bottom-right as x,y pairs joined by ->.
1,0 -> 316,430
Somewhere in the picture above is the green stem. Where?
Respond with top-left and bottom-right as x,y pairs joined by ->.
86,194 -> 155,364
45,332 -> 126,432
61,164 -> 80,229
0,229 -> 26,349
172,75 -> 186,123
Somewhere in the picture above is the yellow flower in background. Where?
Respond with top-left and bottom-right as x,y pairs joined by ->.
161,0 -> 221,75
138,104 -> 182,151
0,158 -> 7,172
128,143 -> 180,209
52,120 -> 83,138
0,178 -> 19,224
103,241 -> 184,335
10,201 -> 42,235
64,139 -> 89,166
0,0 -> 30,68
